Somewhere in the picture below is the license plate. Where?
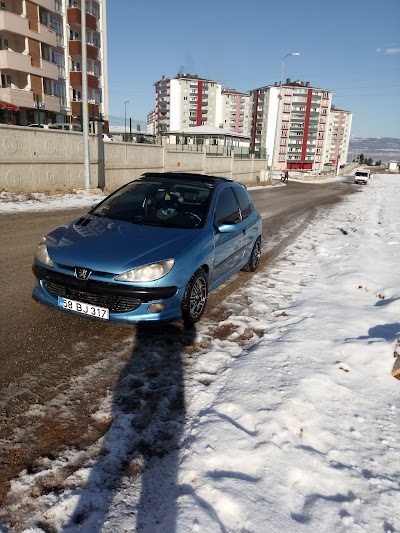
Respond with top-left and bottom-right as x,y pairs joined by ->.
58,296 -> 109,320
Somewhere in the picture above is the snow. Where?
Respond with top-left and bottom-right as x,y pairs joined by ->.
0,190 -> 107,213
1,174 -> 400,532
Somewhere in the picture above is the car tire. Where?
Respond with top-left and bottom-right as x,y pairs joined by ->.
181,268 -> 208,325
242,237 -> 261,272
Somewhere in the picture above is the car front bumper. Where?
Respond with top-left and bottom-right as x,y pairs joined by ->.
32,264 -> 183,324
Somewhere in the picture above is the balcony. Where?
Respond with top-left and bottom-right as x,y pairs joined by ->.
0,87 -> 35,108
0,50 -> 58,80
67,7 -> 98,32
70,71 -> 99,90
0,11 -> 56,47
43,94 -> 61,112
69,40 -> 98,60
71,100 -> 99,117
32,0 -> 54,9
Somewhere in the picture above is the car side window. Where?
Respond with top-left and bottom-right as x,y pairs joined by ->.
214,187 -> 241,226
233,186 -> 252,220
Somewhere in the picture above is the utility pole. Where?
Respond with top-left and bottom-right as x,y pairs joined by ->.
81,0 -> 90,189
269,52 -> 300,181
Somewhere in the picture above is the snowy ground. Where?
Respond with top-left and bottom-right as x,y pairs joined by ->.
1,174 -> 399,532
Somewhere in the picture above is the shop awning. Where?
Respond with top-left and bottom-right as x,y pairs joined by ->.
0,100 -> 19,112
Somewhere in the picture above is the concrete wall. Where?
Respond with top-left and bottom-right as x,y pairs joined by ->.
0,125 -> 267,193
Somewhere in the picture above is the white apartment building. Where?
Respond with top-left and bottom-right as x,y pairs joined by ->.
0,0 -> 108,127
250,80 -> 336,171
221,88 -> 250,135
147,109 -> 156,134
324,107 -> 353,168
154,73 -> 223,134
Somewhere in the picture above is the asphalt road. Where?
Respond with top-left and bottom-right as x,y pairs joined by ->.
0,177 -> 358,509
0,178 -> 356,388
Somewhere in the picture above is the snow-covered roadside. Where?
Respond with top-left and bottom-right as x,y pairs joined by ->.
1,175 -> 399,532
0,190 -> 107,213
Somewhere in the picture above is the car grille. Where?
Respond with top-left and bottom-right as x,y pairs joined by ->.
44,281 -> 141,312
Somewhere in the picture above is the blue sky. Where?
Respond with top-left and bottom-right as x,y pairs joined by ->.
106,0 -> 400,138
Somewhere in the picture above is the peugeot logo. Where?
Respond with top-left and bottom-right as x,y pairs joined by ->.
75,267 -> 92,280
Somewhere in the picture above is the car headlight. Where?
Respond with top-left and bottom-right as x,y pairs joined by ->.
115,259 -> 175,282
35,237 -> 54,267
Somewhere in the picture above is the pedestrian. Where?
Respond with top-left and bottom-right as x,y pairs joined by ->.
281,171 -> 285,182
284,170 -> 289,182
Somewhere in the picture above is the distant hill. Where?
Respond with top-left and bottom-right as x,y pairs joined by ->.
348,137 -> 400,163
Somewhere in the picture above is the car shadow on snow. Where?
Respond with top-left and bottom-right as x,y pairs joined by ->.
346,322 -> 400,343
66,323 -> 196,532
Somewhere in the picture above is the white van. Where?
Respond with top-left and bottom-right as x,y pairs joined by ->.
48,123 -> 82,132
354,169 -> 371,185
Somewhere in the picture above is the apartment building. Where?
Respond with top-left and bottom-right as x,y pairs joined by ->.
147,108 -> 156,134
221,88 -> 250,135
250,80 -> 335,171
0,0 -> 108,127
324,106 -> 352,168
154,73 -> 223,134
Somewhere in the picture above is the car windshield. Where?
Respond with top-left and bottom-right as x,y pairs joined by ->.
91,179 -> 212,229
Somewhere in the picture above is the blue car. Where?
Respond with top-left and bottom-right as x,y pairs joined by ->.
32,173 -> 262,325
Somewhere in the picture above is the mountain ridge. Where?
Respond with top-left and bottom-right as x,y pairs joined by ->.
348,137 -> 400,163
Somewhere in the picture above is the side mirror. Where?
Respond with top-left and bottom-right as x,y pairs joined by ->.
217,222 -> 237,233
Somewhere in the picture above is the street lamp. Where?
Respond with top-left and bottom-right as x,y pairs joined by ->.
269,52 -> 300,181
124,100 -> 132,135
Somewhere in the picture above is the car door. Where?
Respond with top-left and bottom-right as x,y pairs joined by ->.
211,186 -> 246,284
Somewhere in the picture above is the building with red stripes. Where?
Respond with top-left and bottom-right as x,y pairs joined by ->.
250,80 -> 351,172
154,73 -> 222,135
221,89 -> 250,136
325,106 -> 353,170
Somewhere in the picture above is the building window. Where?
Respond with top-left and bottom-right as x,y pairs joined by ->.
50,19 -> 62,36
91,3 -> 99,18
1,74 -> 11,87
0,37 -> 9,50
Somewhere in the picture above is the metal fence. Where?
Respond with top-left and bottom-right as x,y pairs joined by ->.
164,145 -> 268,160
165,144 -> 204,152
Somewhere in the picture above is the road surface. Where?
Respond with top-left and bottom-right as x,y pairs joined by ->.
0,177 -> 357,510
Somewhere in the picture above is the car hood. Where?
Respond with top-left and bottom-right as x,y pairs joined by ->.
46,215 -> 200,273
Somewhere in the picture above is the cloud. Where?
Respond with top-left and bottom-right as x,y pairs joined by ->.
385,48 -> 400,54
376,47 -> 400,54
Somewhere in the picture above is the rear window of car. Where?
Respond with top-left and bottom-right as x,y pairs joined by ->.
233,186 -> 252,219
